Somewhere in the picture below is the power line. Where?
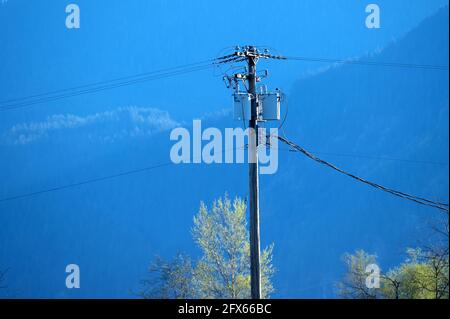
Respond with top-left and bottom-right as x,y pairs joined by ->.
0,64 -> 214,112
0,145 -> 245,204
214,47 -> 449,71
0,60 -> 217,112
0,162 -> 174,203
0,58 -> 216,106
283,56 -> 449,71
310,151 -> 449,166
277,135 -> 449,212
1,52 -> 447,113
274,147 -> 448,166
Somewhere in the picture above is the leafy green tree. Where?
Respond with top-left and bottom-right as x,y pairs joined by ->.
380,250 -> 434,299
380,267 -> 402,299
424,252 -> 449,299
421,212 -> 449,299
339,248 -> 449,299
337,250 -> 379,299
403,248 -> 449,299
192,195 -> 274,298
339,213 -> 449,299
140,194 -> 275,299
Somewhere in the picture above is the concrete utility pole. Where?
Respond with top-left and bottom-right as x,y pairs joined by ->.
246,46 -> 262,300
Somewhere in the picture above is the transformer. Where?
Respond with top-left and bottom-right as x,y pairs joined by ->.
259,92 -> 281,121
233,93 -> 251,121
233,92 -> 281,121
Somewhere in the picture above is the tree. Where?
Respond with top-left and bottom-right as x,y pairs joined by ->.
192,195 -> 274,298
421,211 -> 449,299
380,250 -> 436,299
382,213 -> 449,299
140,194 -> 275,299
422,252 -> 449,299
338,248 -> 449,299
138,254 -> 195,299
337,250 -> 379,299
338,211 -> 449,299
380,268 -> 402,299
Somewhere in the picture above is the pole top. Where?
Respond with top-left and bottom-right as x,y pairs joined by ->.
215,45 -> 286,66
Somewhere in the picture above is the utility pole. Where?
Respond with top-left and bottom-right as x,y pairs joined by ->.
247,46 -> 261,299
219,45 -> 284,299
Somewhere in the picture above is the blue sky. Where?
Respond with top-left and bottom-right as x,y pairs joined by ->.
0,0 -> 448,298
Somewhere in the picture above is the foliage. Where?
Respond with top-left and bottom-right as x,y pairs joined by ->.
140,194 -> 275,299
337,250 -> 379,299
338,248 -> 449,299
338,212 -> 449,299
138,254 -> 195,299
